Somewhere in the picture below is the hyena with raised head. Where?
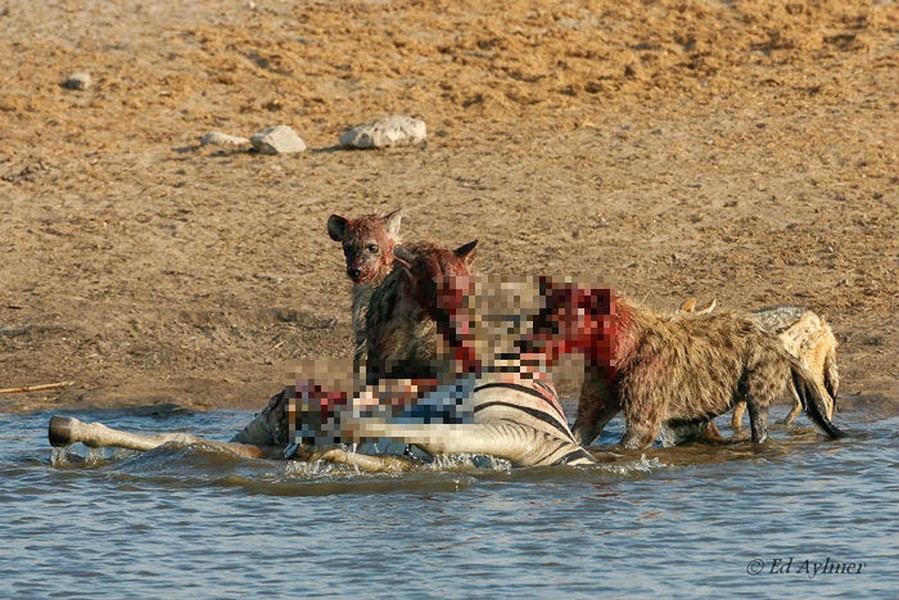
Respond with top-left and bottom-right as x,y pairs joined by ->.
327,208 -> 403,379
521,278 -> 845,449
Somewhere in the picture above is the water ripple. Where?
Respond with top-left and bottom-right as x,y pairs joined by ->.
0,407 -> 896,598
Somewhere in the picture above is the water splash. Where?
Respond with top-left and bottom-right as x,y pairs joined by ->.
429,453 -> 512,473
49,447 -> 68,468
604,453 -> 667,475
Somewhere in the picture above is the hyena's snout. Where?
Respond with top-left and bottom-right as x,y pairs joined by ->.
347,265 -> 363,281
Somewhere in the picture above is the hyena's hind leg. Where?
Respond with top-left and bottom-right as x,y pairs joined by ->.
741,353 -> 791,443
733,390 -> 803,428
823,350 -> 839,417
734,373 -> 823,428
730,402 -> 747,430
781,382 -> 805,425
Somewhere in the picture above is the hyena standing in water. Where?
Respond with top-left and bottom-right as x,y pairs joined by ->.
680,299 -> 840,430
220,208 -> 408,448
521,278 -> 845,450
327,208 -> 403,381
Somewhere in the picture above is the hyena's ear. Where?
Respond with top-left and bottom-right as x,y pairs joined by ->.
454,239 -> 478,265
679,297 -> 697,313
382,208 -> 403,240
327,214 -> 349,242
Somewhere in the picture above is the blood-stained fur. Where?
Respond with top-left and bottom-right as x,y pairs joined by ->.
523,278 -> 845,449
327,208 -> 403,378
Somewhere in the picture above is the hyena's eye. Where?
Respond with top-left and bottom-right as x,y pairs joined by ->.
367,244 -> 379,253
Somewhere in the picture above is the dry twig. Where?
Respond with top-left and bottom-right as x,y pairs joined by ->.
0,381 -> 75,395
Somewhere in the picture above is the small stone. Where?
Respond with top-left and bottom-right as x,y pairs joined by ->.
64,72 -> 92,90
250,125 -> 307,155
200,131 -> 251,147
339,116 -> 427,149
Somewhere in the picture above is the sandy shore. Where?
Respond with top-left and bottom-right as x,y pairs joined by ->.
1,0 -> 896,414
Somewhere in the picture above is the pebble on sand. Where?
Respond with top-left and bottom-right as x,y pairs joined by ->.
250,125 -> 307,155
200,131 -> 252,147
339,116 -> 427,149
64,72 -> 92,90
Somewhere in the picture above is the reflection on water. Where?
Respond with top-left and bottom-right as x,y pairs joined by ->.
1,403 -> 897,599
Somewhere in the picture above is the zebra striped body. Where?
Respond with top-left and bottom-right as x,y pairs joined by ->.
340,370 -> 595,468
470,373 -> 595,466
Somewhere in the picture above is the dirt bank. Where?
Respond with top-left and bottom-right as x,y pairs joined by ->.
1,0 -> 896,414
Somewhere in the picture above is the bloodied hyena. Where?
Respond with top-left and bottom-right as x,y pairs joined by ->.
327,208 -> 403,380
521,278 -> 845,449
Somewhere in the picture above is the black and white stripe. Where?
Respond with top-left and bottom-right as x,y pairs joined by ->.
471,375 -> 594,467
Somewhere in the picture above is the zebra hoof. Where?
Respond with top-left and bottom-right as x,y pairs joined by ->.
48,415 -> 78,447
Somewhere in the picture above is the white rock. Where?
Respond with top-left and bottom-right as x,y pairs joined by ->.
250,125 -> 307,155
64,72 -> 92,90
339,116 -> 427,149
200,131 -> 251,147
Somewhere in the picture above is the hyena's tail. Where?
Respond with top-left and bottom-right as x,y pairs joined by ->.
791,362 -> 846,439
823,350 -> 840,414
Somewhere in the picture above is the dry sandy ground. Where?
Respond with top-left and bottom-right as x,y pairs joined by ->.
1,0 -> 896,417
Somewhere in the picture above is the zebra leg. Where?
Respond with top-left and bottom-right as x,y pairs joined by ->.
49,416 -> 277,459
309,447 -> 413,473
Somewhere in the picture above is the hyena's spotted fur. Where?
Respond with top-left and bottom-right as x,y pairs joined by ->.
231,239 -> 479,449
525,279 -> 845,449
364,240 -> 478,384
679,300 -> 840,429
231,209 -> 405,447
327,208 -> 403,379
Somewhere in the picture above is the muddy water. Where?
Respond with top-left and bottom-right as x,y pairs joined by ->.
2,403 -> 897,599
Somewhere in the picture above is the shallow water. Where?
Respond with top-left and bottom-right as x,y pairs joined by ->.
2,403 -> 897,599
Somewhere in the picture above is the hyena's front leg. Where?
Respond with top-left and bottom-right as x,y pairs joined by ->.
618,391 -> 664,450
572,364 -> 621,446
